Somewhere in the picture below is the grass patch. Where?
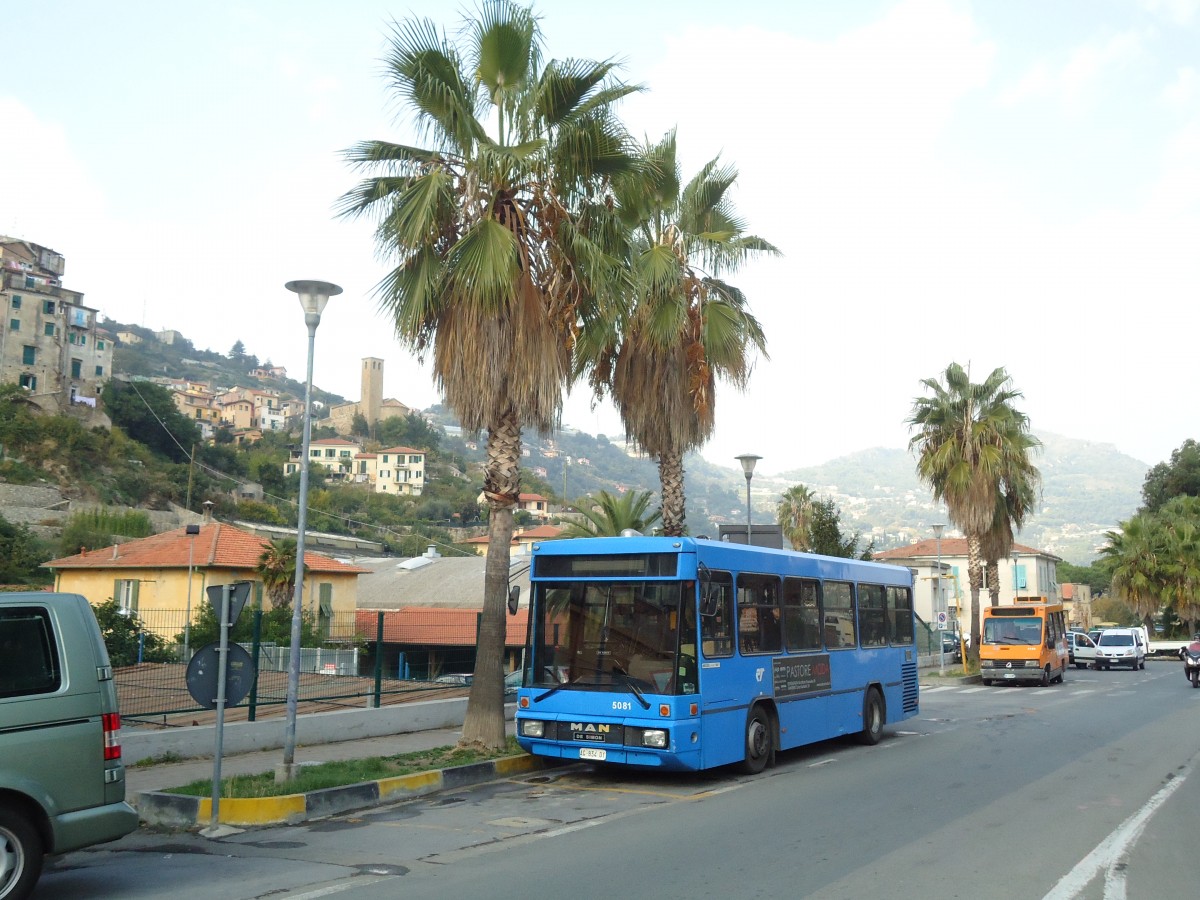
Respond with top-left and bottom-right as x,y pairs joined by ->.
131,751 -> 184,768
166,737 -> 524,798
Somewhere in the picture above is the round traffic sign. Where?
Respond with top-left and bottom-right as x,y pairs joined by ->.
186,641 -> 255,709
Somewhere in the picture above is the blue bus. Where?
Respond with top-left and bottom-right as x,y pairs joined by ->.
514,535 -> 919,773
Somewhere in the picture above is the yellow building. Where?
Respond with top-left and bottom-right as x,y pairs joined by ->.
44,522 -> 369,639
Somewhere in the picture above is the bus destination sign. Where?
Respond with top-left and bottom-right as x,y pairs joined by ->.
772,655 -> 832,697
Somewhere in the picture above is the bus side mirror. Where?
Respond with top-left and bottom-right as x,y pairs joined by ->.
507,585 -> 521,615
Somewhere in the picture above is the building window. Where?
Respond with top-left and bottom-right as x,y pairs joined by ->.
22,345 -> 35,365
10,295 -> 20,308
97,339 -> 106,350
44,300 -> 55,314
79,334 -> 86,346
95,365 -> 104,377
43,322 -> 55,336
9,318 -> 18,332
71,359 -> 82,378
114,579 -> 139,614
18,374 -> 36,391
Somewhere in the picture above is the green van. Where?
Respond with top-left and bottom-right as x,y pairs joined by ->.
1,592 -> 138,900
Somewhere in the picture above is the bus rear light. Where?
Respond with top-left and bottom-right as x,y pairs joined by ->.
659,704 -> 670,717
102,713 -> 122,761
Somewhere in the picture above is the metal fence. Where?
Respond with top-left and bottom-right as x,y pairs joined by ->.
114,609 -> 478,724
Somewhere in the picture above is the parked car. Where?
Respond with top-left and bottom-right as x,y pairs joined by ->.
1095,628 -> 1146,670
433,673 -> 473,687
1067,631 -> 1098,668
504,669 -> 522,699
1,592 -> 139,900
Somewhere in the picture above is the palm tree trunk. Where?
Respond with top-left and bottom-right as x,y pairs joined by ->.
967,533 -> 983,664
658,449 -> 685,537
461,408 -> 521,751
987,561 -> 1000,608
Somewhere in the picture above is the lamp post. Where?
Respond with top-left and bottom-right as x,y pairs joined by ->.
735,454 -> 761,547
932,523 -> 945,673
279,279 -> 340,782
182,523 -> 200,661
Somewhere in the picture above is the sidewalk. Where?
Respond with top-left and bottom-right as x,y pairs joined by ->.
125,722 -> 513,797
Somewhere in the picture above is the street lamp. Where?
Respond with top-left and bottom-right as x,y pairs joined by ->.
932,523 -> 945,673
735,454 -> 761,547
279,279 -> 341,781
182,523 -> 200,661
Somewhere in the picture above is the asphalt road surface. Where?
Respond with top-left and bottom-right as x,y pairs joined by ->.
36,662 -> 1200,899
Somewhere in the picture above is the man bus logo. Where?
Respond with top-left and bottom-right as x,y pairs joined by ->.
570,723 -> 610,733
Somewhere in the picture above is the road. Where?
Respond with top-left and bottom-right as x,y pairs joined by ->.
35,663 -> 1200,899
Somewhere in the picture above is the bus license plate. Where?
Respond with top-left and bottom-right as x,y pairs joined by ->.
579,747 -> 607,761
1003,673 -> 1016,679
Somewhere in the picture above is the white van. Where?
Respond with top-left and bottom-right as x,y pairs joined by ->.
1095,627 -> 1146,670
1,593 -> 138,899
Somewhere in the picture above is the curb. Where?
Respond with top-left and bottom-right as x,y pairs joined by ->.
137,753 -> 557,829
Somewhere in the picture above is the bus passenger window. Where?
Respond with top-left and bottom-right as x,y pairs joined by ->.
823,581 -> 856,649
784,577 -> 822,651
700,570 -> 733,657
857,584 -> 887,647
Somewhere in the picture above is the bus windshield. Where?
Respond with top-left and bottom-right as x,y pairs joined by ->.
531,580 -> 692,696
982,615 -> 1043,645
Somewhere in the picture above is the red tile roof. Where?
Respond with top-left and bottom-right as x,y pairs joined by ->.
355,607 -> 528,647
873,538 -> 1041,560
517,525 -> 563,540
45,523 -> 369,574
379,445 -> 423,454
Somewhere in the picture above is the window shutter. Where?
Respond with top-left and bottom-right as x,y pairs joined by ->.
113,579 -> 120,604
1017,565 -> 1027,590
131,580 -> 140,613
319,583 -> 333,618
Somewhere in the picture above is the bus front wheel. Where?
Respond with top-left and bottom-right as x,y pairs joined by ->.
858,688 -> 884,746
739,707 -> 772,775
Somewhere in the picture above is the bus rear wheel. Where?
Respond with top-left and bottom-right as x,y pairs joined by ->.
858,688 -> 884,746
739,707 -> 772,775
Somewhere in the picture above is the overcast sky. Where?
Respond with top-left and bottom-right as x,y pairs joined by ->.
3,0 -> 1197,476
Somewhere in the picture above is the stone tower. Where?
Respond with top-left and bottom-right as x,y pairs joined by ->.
360,357 -> 383,425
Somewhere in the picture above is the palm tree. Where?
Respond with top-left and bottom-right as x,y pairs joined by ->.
559,489 -> 661,537
1100,513 -> 1163,627
777,484 -> 817,551
255,538 -> 299,610
908,363 -> 1041,663
339,1 -> 638,750
577,130 -> 776,536
981,462 -> 1040,607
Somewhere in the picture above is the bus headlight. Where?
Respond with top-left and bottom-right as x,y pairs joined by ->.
641,729 -> 668,749
520,720 -> 545,739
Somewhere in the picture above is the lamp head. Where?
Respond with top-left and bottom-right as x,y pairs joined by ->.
735,454 -> 762,478
285,280 -> 342,319
931,523 -> 945,539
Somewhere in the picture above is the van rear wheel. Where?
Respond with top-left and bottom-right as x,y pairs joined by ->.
0,806 -> 43,900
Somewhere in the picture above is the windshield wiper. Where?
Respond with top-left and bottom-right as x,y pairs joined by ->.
610,665 -> 651,709
532,674 -> 589,704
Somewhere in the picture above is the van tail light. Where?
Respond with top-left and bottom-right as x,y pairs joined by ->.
102,713 -> 123,761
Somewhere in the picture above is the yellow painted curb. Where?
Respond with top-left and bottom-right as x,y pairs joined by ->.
377,770 -> 441,801
198,793 -> 307,826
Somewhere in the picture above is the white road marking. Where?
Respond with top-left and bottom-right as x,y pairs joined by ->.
1042,760 -> 1195,900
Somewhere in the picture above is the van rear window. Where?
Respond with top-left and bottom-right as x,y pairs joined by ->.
0,607 -> 61,698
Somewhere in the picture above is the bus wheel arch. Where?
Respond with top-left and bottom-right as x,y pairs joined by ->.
858,685 -> 885,745
739,702 -> 776,774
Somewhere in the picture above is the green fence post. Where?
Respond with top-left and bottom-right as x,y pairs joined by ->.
373,611 -> 384,707
247,609 -> 262,722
